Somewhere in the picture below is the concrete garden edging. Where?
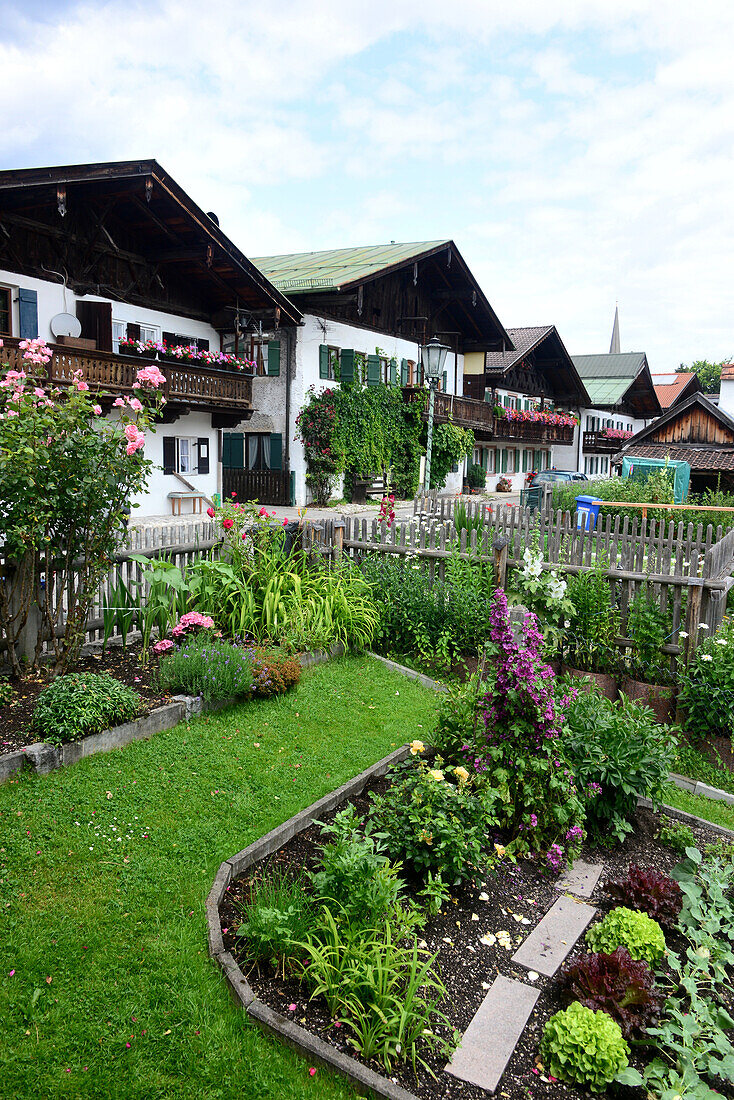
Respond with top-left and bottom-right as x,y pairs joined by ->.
0,644 -> 345,785
207,742 -> 419,1100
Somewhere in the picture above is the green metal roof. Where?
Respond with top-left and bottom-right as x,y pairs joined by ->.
251,241 -> 449,293
583,378 -> 633,405
572,352 -> 647,378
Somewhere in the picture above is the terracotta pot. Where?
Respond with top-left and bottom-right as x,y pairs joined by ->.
562,665 -> 619,701
620,678 -> 675,724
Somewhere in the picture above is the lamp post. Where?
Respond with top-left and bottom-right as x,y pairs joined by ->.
420,336 -> 450,493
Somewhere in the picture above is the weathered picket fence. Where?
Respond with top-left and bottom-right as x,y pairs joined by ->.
304,506 -> 734,664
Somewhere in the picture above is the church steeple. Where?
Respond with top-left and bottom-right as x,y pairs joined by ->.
609,304 -> 620,353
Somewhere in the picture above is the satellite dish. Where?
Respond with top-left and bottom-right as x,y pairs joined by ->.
51,312 -> 82,338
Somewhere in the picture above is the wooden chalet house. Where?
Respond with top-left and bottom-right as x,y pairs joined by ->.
0,160 -> 300,516
614,381 -> 734,493
464,325 -> 590,490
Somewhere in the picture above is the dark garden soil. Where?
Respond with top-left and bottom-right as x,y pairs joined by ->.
221,778 -> 733,1100
0,645 -> 170,754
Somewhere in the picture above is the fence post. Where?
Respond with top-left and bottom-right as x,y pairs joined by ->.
683,580 -> 703,664
493,535 -> 510,588
333,521 -> 344,562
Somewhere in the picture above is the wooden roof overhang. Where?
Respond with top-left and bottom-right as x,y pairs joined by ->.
616,364 -> 663,419
0,160 -> 301,328
483,325 -> 590,407
280,241 -> 512,353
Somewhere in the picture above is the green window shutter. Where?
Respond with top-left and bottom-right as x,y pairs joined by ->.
481,449 -> 488,470
319,344 -> 329,379
389,360 -> 397,385
515,448 -> 520,472
400,358 -> 408,386
269,433 -> 283,471
222,433 -> 231,469
339,348 -> 354,385
501,448 -> 508,473
366,354 -> 380,387
267,340 -> 281,376
231,434 -> 244,469
442,371 -> 447,392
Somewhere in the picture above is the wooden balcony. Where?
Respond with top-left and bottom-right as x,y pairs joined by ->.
1,335 -> 253,419
402,387 -> 575,443
583,430 -> 629,453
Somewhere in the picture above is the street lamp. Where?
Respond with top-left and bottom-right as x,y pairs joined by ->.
420,336 -> 450,493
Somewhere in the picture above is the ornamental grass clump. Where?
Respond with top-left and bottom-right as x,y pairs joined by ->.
155,636 -> 253,702
32,672 -> 141,745
540,1002 -> 629,1091
456,589 -> 586,870
586,906 -> 666,966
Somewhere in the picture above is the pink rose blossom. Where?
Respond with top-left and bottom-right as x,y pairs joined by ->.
206,507 -> 215,518
127,397 -> 143,412
74,380 -> 90,392
92,404 -> 103,416
113,397 -> 125,408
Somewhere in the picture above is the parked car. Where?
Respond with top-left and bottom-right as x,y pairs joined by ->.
528,470 -> 587,487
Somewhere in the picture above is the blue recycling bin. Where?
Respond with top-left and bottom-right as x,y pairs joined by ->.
575,495 -> 602,531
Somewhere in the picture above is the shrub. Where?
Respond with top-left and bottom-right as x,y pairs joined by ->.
235,869 -> 316,975
309,807 -> 403,927
559,947 -> 664,1037
369,756 -> 493,885
626,588 -> 672,684
540,1002 -> 629,1091
586,907 -> 666,966
563,690 -> 675,843
0,681 -> 14,707
251,648 -> 302,697
678,617 -> 734,739
604,864 -> 682,929
155,636 -> 253,701
456,590 -> 586,869
466,462 -> 486,489
32,672 -> 141,744
565,563 -> 619,674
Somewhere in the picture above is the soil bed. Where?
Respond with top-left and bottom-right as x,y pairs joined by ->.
0,644 -> 170,754
222,775 -> 732,1100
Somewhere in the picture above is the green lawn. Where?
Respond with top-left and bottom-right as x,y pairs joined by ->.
661,782 -> 734,833
0,656 -> 437,1100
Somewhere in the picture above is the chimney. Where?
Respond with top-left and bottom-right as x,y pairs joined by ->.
719,363 -> 734,417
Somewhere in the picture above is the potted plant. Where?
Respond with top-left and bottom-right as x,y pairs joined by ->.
562,564 -> 619,699
496,476 -> 512,493
620,589 -> 675,723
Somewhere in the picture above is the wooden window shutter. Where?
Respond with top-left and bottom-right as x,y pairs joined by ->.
389,360 -> 397,386
196,437 -> 210,475
267,340 -> 281,376
515,448 -> 520,472
231,434 -> 244,469
366,354 -> 380,387
126,323 -> 141,341
18,288 -> 38,338
198,338 -> 209,352
400,358 -> 408,386
163,436 -> 176,475
162,331 -> 176,347
319,344 -> 329,379
339,349 -> 354,385
269,433 -> 283,471
76,301 -> 112,351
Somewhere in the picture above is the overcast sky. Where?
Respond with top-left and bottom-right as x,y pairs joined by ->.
3,0 -> 733,370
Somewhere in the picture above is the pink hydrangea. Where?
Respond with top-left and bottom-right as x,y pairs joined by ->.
171,611 -> 215,638
152,639 -> 174,655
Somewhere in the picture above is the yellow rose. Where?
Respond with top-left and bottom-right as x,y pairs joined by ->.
409,739 -> 425,755
428,769 -> 445,782
494,843 -> 506,858
454,766 -> 470,785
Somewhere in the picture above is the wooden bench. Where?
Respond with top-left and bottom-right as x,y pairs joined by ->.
167,491 -> 207,516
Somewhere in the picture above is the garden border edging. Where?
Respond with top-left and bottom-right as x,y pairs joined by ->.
0,645 -> 344,784
207,742 -> 420,1100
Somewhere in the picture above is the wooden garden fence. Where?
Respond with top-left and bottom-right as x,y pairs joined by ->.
305,502 -> 734,665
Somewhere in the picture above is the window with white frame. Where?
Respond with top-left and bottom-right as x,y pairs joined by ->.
176,437 -> 197,474
113,320 -> 160,352
0,286 -> 12,336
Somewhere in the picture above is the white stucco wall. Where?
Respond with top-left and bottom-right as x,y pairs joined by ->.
128,411 -> 219,518
0,268 -> 220,348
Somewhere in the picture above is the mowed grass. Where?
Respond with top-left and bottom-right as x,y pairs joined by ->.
661,781 -> 734,834
0,656 -> 437,1100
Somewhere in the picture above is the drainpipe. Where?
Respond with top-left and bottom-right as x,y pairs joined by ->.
576,406 -> 583,472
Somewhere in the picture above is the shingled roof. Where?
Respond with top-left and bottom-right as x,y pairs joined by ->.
651,371 -> 701,410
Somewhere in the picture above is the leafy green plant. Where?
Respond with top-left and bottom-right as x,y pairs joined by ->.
155,636 -> 253,701
300,908 -> 452,1075
540,1002 -> 629,1091
130,555 -> 192,661
563,689 -> 675,842
250,648 -> 302,696
101,574 -> 137,652
0,680 -> 14,707
603,864 -> 682,929
453,502 -> 484,536
678,618 -> 734,739
416,872 -> 452,916
432,672 -> 486,758
369,758 -> 493,884
235,869 -> 316,976
586,906 -> 666,966
309,807 -> 403,927
659,819 -> 696,853
671,846 -> 734,987
626,587 -> 672,683
32,672 -> 141,744
466,462 -> 486,489
565,562 -> 619,673
508,546 -> 576,651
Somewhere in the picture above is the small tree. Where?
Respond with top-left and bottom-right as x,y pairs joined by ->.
0,341 -> 164,677
677,359 -> 730,394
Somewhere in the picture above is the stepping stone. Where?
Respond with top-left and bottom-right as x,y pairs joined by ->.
445,975 -> 539,1094
555,859 -> 603,898
512,895 -> 595,977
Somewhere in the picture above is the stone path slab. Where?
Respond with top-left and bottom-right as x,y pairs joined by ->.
554,859 -> 603,898
445,975 -> 539,1094
512,895 -> 596,976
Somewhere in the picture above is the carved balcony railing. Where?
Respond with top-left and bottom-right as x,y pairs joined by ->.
402,386 -> 496,435
583,430 -> 631,453
1,335 -> 253,412
493,417 -> 575,444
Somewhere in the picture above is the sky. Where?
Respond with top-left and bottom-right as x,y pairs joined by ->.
2,0 -> 734,371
